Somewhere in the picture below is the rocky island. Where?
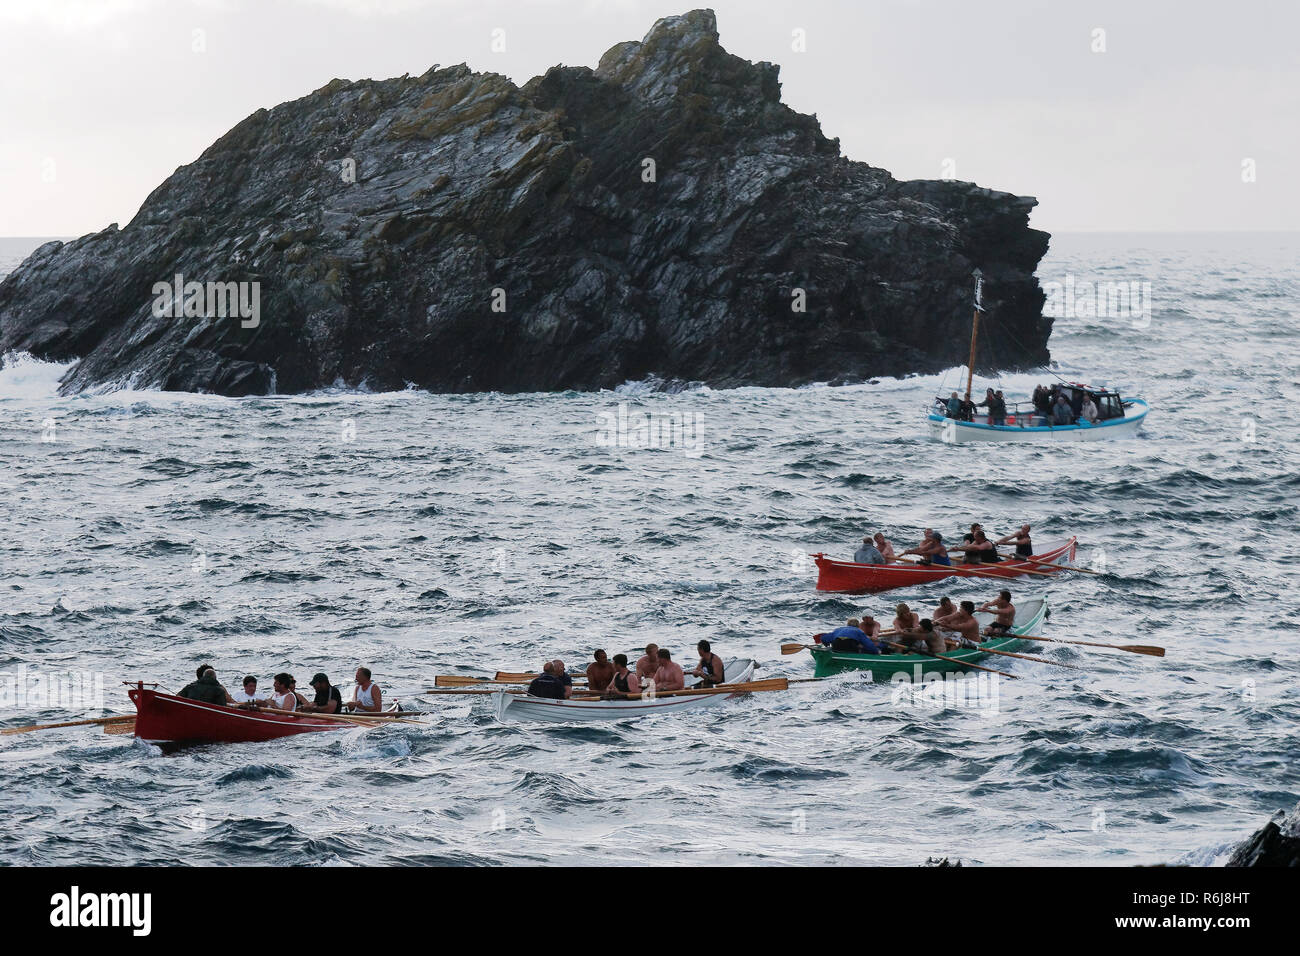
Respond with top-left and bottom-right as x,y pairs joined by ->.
0,9 -> 1051,396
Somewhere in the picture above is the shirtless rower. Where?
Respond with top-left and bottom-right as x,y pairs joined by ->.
689,640 -> 726,688
635,644 -> 660,681
932,596 -> 956,624
935,601 -> 982,647
996,524 -> 1035,558
901,529 -> 951,566
873,533 -> 896,564
858,613 -> 883,645
652,649 -> 685,692
978,590 -> 1016,636
585,649 -> 615,693
892,603 -> 920,635
894,619 -> 950,656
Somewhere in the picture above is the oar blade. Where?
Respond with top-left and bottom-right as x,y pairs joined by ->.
1120,645 -> 1166,657
434,675 -> 488,687
780,643 -> 808,655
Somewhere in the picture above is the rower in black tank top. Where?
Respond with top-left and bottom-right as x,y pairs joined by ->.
613,671 -> 631,694
1016,537 -> 1033,557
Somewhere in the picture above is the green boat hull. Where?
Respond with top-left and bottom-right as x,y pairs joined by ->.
809,597 -> 1049,679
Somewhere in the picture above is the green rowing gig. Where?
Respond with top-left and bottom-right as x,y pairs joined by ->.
809,596 -> 1050,679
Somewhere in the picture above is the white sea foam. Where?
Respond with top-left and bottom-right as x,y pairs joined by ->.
0,350 -> 74,400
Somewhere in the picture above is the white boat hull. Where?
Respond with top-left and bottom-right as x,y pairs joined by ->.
927,400 -> 1148,443
494,660 -> 758,723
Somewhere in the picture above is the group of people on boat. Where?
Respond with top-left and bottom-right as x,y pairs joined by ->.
526,641 -> 726,700
938,384 -> 1105,427
852,523 -> 1034,567
941,388 -> 1009,424
814,590 -> 1017,657
1032,384 -> 1100,425
176,664 -> 386,714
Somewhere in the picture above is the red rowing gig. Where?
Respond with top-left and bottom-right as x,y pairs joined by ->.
128,684 -> 349,745
811,536 -> 1079,594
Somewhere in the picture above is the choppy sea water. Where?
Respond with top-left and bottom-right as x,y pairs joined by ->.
1,232 -> 1297,866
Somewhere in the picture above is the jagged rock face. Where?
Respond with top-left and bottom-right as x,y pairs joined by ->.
1226,802 -> 1300,867
0,9 -> 1051,396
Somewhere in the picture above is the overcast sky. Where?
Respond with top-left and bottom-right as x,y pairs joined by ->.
1,0 -> 1296,237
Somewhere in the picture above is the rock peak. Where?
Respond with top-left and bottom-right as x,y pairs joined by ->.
0,9 -> 1050,396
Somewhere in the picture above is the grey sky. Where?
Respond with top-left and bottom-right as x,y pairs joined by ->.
1,0 -> 1296,237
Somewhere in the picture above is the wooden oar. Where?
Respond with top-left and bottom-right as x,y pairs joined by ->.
422,688 -> 523,696
2,714 -> 137,736
956,561 -> 1057,580
781,642 -> 819,655
953,642 -> 1081,670
1005,634 -> 1164,657
436,674 -> 588,687
880,641 -> 1017,679
570,678 -> 788,701
1015,555 -> 1101,575
495,670 -> 588,682
103,720 -> 136,735
253,707 -> 422,726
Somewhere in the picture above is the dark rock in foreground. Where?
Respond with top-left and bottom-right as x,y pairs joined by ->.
1226,801 -> 1300,867
0,9 -> 1051,396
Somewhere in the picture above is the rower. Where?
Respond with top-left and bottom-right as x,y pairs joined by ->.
231,675 -> 264,705
300,672 -> 344,714
635,643 -> 660,680
346,666 -> 384,713
932,596 -> 956,624
978,590 -> 1016,637
951,528 -> 999,564
526,661 -> 570,699
689,640 -> 726,688
179,667 -> 231,706
892,603 -> 920,634
265,672 -> 298,711
901,529 -> 951,566
289,677 -> 310,708
873,533 -> 896,564
652,649 -> 685,692
604,654 -> 642,699
936,601 -> 982,647
858,613 -> 883,645
894,619 -> 949,656
995,524 -> 1034,558
853,535 -> 885,564
585,649 -> 615,693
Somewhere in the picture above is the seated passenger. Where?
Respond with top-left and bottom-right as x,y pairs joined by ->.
853,536 -> 885,564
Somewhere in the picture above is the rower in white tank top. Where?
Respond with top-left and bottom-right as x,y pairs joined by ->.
350,667 -> 382,712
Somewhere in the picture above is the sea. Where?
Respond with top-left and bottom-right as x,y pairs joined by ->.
0,232 -> 1297,866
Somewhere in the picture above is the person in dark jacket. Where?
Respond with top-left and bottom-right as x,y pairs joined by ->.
179,668 -> 231,706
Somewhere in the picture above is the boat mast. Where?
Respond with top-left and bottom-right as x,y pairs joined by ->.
964,268 -> 984,403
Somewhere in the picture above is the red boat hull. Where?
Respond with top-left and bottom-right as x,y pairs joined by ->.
812,537 -> 1079,594
129,688 -> 348,745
